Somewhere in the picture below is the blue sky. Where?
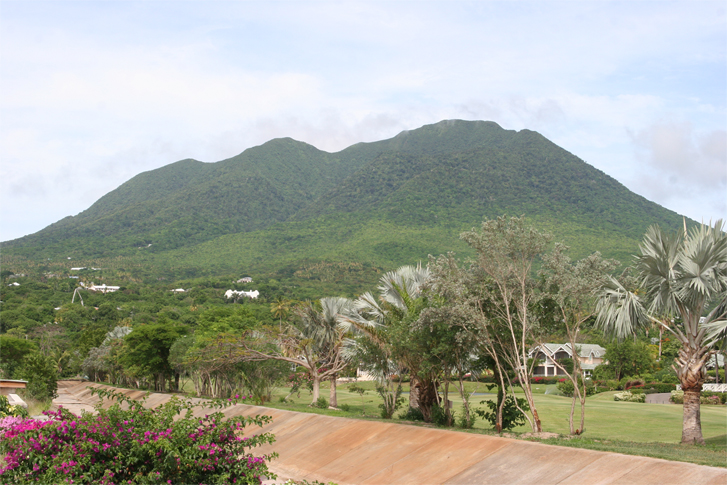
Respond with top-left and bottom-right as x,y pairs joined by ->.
1,1 -> 725,241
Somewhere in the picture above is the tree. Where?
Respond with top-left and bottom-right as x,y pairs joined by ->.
234,297 -> 354,406
458,216 -> 552,432
121,322 -> 187,392
540,243 -> 618,435
598,339 -> 654,381
0,335 -> 38,378
596,220 -> 727,444
18,352 -> 58,401
294,297 -> 354,408
345,264 -> 439,420
270,296 -> 292,331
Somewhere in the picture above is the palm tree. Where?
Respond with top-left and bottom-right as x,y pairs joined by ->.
596,220 -> 727,444
295,297 -> 354,408
344,264 -> 437,418
270,297 -> 292,331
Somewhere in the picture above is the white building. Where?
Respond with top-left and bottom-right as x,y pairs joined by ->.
529,343 -> 606,377
225,289 -> 259,299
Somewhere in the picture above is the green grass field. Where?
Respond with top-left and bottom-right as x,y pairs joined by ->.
249,380 -> 727,468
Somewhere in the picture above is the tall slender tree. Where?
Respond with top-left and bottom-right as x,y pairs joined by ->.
459,216 -> 552,433
541,243 -> 618,435
596,220 -> 727,444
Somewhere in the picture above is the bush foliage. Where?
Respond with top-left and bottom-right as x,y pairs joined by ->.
0,388 -> 277,484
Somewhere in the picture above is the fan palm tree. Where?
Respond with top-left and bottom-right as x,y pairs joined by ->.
293,297 -> 354,407
596,220 -> 727,444
343,264 -> 437,418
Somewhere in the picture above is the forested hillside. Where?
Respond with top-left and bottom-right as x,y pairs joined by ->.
1,120 -> 689,281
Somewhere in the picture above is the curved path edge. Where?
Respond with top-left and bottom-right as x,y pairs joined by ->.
54,381 -> 726,485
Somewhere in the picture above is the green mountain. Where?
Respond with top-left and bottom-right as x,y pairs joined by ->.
2,120 -> 688,281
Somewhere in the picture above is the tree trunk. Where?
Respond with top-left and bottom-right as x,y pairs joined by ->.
410,376 -> 438,422
715,352 -> 721,384
681,389 -> 704,444
457,373 -> 471,428
311,375 -> 321,405
443,374 -> 452,426
329,374 -> 338,408
568,376 -> 577,435
676,343 -> 707,445
579,380 -> 586,435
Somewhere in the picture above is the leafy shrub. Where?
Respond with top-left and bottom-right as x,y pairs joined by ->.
398,406 -> 424,421
706,369 -> 725,381
456,406 -> 476,429
622,378 -> 645,390
314,396 -> 329,409
556,377 -> 596,398
475,396 -> 529,431
653,369 -> 679,384
430,404 -> 448,426
531,376 -> 560,385
670,390 -> 684,404
0,388 -> 276,484
641,382 -> 677,394
339,404 -> 350,412
593,379 -> 620,392
702,392 -> 727,405
18,353 -> 58,401
0,395 -> 28,418
613,391 -> 645,403
376,384 -> 404,419
701,394 -> 723,405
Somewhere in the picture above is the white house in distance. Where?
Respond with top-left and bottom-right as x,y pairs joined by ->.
529,343 -> 606,378
225,289 -> 259,300
236,277 -> 253,283
85,283 -> 120,294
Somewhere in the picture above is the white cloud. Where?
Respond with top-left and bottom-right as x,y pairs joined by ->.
0,1 -> 725,240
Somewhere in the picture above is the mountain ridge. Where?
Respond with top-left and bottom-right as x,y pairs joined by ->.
2,120 -> 689,279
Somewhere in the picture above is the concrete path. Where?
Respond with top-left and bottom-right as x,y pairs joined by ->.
54,381 -> 727,485
645,392 -> 673,404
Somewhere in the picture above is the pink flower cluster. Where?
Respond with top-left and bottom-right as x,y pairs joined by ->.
0,396 -> 276,485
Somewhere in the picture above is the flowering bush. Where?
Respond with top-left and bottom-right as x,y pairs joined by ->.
613,391 -> 645,403
701,394 -> 723,405
0,388 -> 277,484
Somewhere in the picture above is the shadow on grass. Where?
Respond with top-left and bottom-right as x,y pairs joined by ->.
704,434 -> 727,449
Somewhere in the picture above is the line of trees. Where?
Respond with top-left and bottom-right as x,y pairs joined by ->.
3,216 -> 724,446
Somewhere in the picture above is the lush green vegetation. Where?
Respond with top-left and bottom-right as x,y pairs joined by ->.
1,120 -> 691,281
1,132 -> 724,474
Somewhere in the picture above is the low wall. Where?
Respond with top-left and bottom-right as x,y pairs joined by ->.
56,381 -> 727,485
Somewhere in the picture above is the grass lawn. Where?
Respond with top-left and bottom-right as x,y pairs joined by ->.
255,380 -> 727,468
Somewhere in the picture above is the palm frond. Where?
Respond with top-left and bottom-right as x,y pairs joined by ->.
595,275 -> 648,339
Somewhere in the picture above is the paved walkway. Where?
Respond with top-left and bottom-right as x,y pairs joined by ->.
646,392 -> 674,404
54,381 -> 727,485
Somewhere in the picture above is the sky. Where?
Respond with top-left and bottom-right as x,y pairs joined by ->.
1,1 -> 725,242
